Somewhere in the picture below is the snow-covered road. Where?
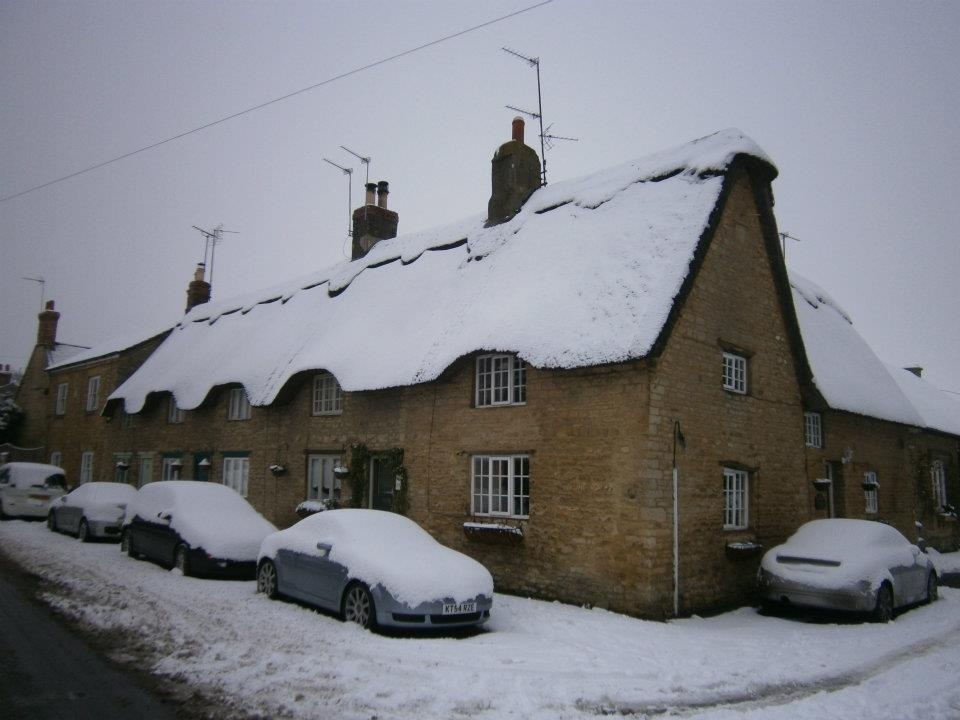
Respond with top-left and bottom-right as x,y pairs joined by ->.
2,519 -> 959,719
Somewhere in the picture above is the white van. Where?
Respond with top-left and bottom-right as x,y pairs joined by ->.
0,463 -> 68,519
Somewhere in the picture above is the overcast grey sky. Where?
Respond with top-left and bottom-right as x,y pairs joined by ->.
2,0 -> 959,397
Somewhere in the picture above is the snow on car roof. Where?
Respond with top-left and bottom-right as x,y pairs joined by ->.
260,509 -> 493,605
110,129 -> 772,412
1,462 -> 66,488
127,481 -> 276,560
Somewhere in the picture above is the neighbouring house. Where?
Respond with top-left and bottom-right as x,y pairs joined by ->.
18,123 -> 959,617
792,275 -> 960,550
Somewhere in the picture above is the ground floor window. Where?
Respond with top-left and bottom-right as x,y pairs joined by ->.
161,456 -> 182,481
79,451 -> 94,484
307,454 -> 341,501
471,455 -> 529,518
864,471 -> 879,514
223,456 -> 250,497
49,451 -> 62,468
932,461 -> 948,511
723,467 -> 749,529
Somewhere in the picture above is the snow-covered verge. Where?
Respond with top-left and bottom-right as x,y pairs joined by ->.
2,519 -> 960,719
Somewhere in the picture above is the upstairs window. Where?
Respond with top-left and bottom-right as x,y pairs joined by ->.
85,376 -> 101,412
476,354 -> 526,407
167,396 -> 185,424
227,388 -> 251,420
723,467 -> 749,529
932,461 -> 948,511
804,412 -> 822,448
722,352 -> 747,394
312,372 -> 342,415
55,383 -> 68,416
864,471 -> 879,514
471,455 -> 529,518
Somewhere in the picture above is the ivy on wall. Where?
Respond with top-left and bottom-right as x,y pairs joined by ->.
348,443 -> 369,509
345,443 -> 409,516
385,448 -> 409,516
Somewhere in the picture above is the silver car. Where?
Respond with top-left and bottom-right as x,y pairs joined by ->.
0,462 -> 67,520
257,509 -> 494,630
758,518 -> 938,622
48,481 -> 138,541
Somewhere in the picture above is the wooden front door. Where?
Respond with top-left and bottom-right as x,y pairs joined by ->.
370,457 -> 393,511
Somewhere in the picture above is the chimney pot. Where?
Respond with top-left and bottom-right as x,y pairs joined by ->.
365,182 -> 377,206
376,181 -> 389,209
512,116 -> 525,144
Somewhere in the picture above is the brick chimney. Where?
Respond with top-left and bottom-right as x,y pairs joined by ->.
351,180 -> 399,260
185,263 -> 211,313
485,117 -> 542,227
37,300 -> 60,348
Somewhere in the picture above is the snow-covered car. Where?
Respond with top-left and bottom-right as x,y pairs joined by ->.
758,518 -> 938,621
121,480 -> 276,579
0,462 -> 67,520
47,481 -> 138,541
257,509 -> 494,630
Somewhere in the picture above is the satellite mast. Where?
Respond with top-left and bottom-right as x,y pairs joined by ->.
20,276 -> 46,310
502,47 -> 577,186
192,223 -> 238,292
779,232 -> 801,261
340,146 -> 371,186
323,158 -> 354,238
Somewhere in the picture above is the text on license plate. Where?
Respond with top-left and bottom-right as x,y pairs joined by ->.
442,601 -> 476,615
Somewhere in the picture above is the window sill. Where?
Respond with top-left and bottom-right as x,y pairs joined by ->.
474,403 -> 527,409
311,411 -> 343,417
463,521 -> 524,545
726,541 -> 763,559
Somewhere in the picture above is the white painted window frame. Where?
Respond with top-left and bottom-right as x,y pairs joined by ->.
49,451 -> 62,468
804,412 -> 822,448
721,352 -> 747,394
227,388 -> 251,420
311,373 -> 342,416
80,451 -> 94,484
471,454 -> 530,518
932,461 -> 948,511
864,471 -> 879,514
475,354 -> 527,407
167,396 -> 185,424
85,376 -> 101,412
161,457 -> 181,481
55,383 -> 68,415
723,467 -> 749,529
222,456 -> 250,497
307,454 -> 342,500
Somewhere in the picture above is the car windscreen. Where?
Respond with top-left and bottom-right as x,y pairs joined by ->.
41,474 -> 67,489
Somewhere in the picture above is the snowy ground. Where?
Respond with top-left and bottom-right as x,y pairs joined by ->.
2,520 -> 960,720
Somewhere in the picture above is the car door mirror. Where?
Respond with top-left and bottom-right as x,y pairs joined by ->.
157,511 -> 172,524
59,496 -> 68,504
316,542 -> 331,558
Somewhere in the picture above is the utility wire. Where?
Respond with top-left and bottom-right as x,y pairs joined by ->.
0,0 -> 553,204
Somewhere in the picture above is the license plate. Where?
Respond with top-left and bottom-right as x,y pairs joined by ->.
442,601 -> 476,615
28,494 -> 50,501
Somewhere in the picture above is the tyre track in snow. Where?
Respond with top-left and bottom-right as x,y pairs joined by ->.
581,618 -> 960,717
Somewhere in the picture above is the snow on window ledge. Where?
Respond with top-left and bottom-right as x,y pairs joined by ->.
725,541 -> 763,559
463,521 -> 524,545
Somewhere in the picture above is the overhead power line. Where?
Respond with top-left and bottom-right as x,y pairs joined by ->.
0,0 -> 553,204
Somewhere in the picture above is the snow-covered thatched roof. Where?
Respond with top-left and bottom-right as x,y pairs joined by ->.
790,273 -> 960,436
110,129 -> 774,413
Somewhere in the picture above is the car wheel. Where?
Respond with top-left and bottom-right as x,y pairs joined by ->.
926,573 -> 939,604
342,583 -> 375,629
257,560 -> 279,599
47,511 -> 58,532
121,531 -> 139,558
174,545 -> 191,577
872,583 -> 894,623
78,519 -> 90,543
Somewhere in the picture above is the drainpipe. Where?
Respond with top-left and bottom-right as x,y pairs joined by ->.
672,420 -> 685,617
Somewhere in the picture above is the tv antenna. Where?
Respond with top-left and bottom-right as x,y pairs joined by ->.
323,158 -> 354,238
20,275 -> 46,310
192,223 -> 238,292
779,231 -> 801,261
340,146 -> 371,185
502,47 -> 578,186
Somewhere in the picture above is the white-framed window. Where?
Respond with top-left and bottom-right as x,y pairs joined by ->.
723,467 -> 749,529
722,352 -> 747,394
804,412 -> 822,448
138,454 -> 154,488
85,376 -> 101,412
120,411 -> 136,429
80,451 -> 94,484
227,388 -> 251,420
471,455 -> 529,518
161,457 -> 181,481
307,454 -> 342,500
932,461 -> 948,511
864,471 -> 879,514
49,451 -> 62,468
476,354 -> 527,407
55,383 -> 68,415
113,453 -> 131,483
167,396 -> 185,424
312,373 -> 342,415
222,456 -> 250,497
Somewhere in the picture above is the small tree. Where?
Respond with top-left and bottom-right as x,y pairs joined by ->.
0,396 -> 24,444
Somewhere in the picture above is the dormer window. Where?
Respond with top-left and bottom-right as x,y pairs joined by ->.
476,354 -> 526,407
227,388 -> 251,420
722,352 -> 747,394
312,372 -> 342,415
